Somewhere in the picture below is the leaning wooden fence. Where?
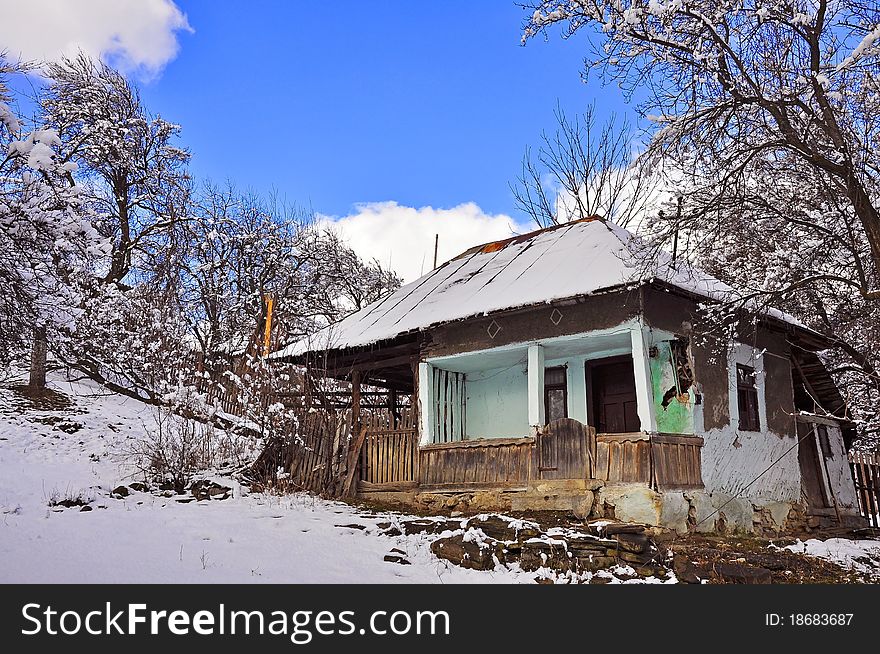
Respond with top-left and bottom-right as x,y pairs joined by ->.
849,451 -> 880,528
358,409 -> 418,491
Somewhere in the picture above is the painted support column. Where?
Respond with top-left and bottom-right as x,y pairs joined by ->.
417,362 -> 432,445
630,323 -> 658,433
527,344 -> 545,429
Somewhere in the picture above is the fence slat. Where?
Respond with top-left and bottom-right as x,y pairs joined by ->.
849,451 -> 880,528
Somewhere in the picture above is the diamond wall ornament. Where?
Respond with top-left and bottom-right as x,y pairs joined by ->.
487,320 -> 501,339
550,308 -> 563,326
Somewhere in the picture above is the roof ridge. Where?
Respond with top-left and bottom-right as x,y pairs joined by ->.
450,216 -> 605,262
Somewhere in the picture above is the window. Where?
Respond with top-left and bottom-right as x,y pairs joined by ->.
817,424 -> 833,459
544,366 -> 568,423
736,364 -> 760,432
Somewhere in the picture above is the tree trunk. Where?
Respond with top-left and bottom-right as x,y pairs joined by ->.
845,173 -> 880,291
29,326 -> 47,389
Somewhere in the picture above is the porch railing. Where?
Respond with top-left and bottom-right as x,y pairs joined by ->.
594,432 -> 704,489
356,420 -> 704,493
419,437 -> 535,490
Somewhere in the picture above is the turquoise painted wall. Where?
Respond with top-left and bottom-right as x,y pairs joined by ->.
649,340 -> 695,434
462,354 -> 599,439
464,363 -> 529,438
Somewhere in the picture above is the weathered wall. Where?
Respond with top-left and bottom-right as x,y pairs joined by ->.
648,339 -> 694,434
423,291 -> 640,358
464,363 -> 529,439
700,426 -> 801,502
641,287 -> 730,431
758,335 -> 796,437
641,287 -> 807,505
811,422 -> 859,512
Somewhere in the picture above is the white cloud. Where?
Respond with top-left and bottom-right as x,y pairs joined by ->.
317,201 -> 529,283
0,0 -> 191,77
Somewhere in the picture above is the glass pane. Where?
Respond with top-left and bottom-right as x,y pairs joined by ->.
737,364 -> 755,388
545,367 -> 566,386
547,389 -> 567,421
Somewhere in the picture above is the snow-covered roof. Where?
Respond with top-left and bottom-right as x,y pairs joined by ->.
275,218 -> 800,357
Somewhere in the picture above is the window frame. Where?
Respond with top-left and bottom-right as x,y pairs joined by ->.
816,424 -> 833,459
736,363 -> 761,432
543,365 -> 568,423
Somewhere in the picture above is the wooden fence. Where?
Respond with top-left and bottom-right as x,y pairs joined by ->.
593,432 -> 703,490
849,451 -> 880,528
358,410 -> 419,491
418,437 -> 535,490
355,423 -> 705,494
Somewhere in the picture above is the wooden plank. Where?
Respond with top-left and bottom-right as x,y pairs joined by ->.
653,433 -> 705,446
595,441 -> 609,481
419,482 -> 529,492
358,480 -> 419,493
421,437 -> 535,451
597,432 -> 650,443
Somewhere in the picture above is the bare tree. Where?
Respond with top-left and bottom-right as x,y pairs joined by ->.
523,1 -> 880,443
512,103 -> 654,227
524,0 -> 880,292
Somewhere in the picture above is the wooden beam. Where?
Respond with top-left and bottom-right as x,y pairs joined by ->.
343,353 -> 421,373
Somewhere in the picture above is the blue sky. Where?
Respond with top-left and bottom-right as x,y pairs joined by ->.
142,1 -> 634,218
1,0 -> 642,279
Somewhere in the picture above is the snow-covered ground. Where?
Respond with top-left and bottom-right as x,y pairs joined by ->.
2,373 -> 878,584
0,375 -> 537,583
782,539 -> 880,580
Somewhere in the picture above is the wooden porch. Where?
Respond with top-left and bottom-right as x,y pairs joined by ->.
356,416 -> 704,495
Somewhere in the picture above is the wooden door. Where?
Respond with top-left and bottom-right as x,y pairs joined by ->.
587,356 -> 641,433
537,418 -> 595,480
797,422 -> 831,509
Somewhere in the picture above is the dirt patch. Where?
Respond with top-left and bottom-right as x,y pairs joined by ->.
9,385 -> 75,411
670,534 -> 872,583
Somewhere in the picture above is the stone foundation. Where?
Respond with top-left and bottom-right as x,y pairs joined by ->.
359,482 -> 863,534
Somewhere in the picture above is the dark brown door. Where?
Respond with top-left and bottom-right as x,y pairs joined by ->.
587,356 -> 641,433
797,422 -> 831,509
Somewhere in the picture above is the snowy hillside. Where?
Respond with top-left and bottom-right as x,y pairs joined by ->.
0,375 -> 529,583
2,375 -> 878,584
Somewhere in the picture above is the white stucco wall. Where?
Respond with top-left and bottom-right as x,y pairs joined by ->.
701,424 -> 801,502
699,342 -> 801,503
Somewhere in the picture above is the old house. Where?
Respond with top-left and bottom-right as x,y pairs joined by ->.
274,218 -> 862,533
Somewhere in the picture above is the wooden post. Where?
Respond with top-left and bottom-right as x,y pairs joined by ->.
342,369 -> 364,496
418,362 -> 432,445
262,293 -> 274,358
351,369 -> 362,438
388,387 -> 399,428
527,344 -> 545,430
410,357 -> 420,442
